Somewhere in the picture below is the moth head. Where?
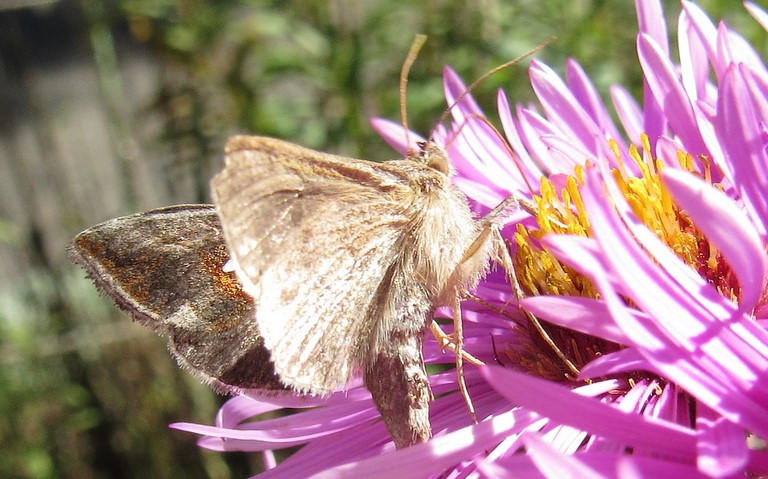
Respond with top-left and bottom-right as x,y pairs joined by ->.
416,140 -> 451,176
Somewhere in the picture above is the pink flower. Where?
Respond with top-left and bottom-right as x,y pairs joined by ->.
176,1 -> 768,476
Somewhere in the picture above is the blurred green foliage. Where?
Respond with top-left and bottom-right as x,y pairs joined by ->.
0,1 -> 763,478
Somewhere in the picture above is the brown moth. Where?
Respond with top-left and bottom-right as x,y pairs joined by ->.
69,36 -> 530,448
69,142 -> 519,450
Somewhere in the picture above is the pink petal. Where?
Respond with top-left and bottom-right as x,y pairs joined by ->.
716,64 -> 768,237
678,6 -> 712,104
636,0 -> 669,56
662,168 -> 766,309
636,0 -> 669,143
696,407 -> 748,477
529,60 -> 608,160
308,409 -> 540,479
746,2 -> 768,31
524,432 -> 604,479
516,107 -> 566,174
443,66 -> 484,118
520,296 -> 629,344
579,349 -> 651,378
566,59 -> 626,152
637,34 -> 709,156
715,22 -> 767,76
610,85 -> 644,145
497,89 -> 542,185
369,118 -> 425,156
481,366 -> 697,457
681,1 -> 722,79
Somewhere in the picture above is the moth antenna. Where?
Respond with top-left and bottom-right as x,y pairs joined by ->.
444,112 -> 540,197
431,36 -> 557,139
400,34 -> 428,156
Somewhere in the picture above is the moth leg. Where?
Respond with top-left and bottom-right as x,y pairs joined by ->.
450,290 -> 479,423
441,195 -> 537,422
433,221 -> 502,423
429,320 -> 484,366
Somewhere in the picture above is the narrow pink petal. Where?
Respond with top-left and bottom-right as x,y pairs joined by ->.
453,177 -> 507,210
662,168 -> 766,309
540,134 -> 597,166
636,0 -> 669,55
575,379 -> 627,398
716,64 -> 768,237
309,409 -> 540,479
449,116 -> 521,192
519,295 -> 629,344
529,60 -> 606,159
715,22 -> 767,76
523,432 -> 604,479
636,0 -> 669,143
681,1 -> 721,79
746,2 -> 768,31
369,118 -> 425,156
443,66 -> 484,118
516,107 -> 565,174
740,65 -> 768,124
677,7 -> 710,104
579,349 -> 651,378
172,398 -> 377,443
259,423 -> 392,478
215,395 -> 294,425
481,366 -> 697,457
175,422 -> 333,450
610,85 -> 644,145
497,89 -> 543,185
478,459 -> 544,479
696,407 -> 748,477
651,383 -> 694,426
566,59 -> 627,151
637,34 -> 709,156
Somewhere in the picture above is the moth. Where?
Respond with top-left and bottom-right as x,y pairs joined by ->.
69,134 -> 518,449
70,36 -> 530,449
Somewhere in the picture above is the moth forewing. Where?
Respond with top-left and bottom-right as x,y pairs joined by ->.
212,136 -> 417,394
212,135 -> 490,448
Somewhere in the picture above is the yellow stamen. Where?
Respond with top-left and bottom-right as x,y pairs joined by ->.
509,135 -> 738,378
516,135 -> 734,301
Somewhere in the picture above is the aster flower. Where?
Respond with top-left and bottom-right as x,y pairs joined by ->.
175,1 -> 768,477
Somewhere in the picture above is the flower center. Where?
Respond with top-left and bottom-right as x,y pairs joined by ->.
509,135 -> 736,382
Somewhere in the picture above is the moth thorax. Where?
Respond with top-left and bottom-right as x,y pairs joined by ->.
410,189 -> 480,306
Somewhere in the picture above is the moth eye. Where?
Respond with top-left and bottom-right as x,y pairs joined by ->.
414,141 -> 450,175
426,155 -> 450,175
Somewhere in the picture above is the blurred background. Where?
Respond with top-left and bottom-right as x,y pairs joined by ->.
0,0 -> 762,477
